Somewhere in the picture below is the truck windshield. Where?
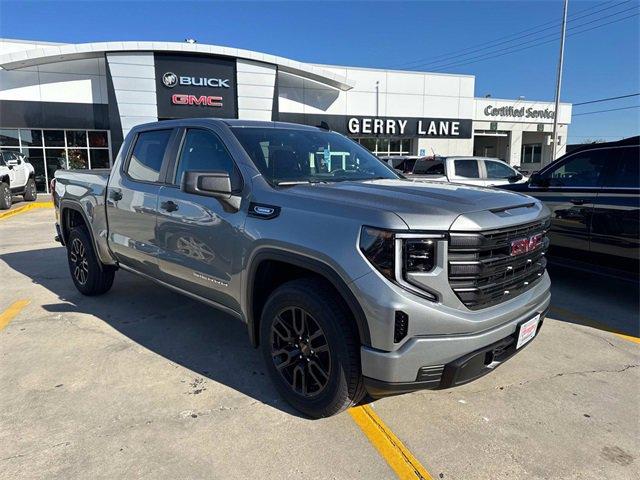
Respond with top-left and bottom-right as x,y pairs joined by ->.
230,127 -> 399,185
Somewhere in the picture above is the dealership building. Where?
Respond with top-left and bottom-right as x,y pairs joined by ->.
0,38 -> 572,193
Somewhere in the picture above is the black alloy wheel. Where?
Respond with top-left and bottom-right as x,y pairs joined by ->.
69,237 -> 89,285
270,306 -> 331,397
260,278 -> 366,418
66,226 -> 115,296
0,183 -> 11,210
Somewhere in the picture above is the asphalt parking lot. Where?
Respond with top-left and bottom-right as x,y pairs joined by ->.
1,208 -> 639,480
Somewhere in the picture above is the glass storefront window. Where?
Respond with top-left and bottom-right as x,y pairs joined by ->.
359,138 -> 377,152
44,130 -> 66,147
67,149 -> 89,169
90,149 -> 110,169
0,128 -> 110,192
66,130 -> 88,148
521,143 -> 542,164
0,129 -> 20,146
88,131 -> 109,148
355,137 -> 413,156
20,130 -> 44,147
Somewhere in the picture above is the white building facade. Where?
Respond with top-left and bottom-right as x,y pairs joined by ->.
0,38 -> 572,192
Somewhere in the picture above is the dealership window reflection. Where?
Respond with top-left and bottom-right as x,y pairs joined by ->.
0,128 -> 111,193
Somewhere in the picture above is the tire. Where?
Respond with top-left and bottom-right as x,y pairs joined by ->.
22,178 -> 37,201
0,182 -> 11,210
66,226 -> 115,295
260,278 -> 366,418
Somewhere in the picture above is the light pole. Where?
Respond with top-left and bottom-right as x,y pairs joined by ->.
551,0 -> 569,162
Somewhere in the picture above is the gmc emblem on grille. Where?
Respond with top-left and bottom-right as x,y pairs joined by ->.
511,234 -> 543,256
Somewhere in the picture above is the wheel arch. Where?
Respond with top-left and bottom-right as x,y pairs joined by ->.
245,249 -> 371,349
59,200 -> 108,271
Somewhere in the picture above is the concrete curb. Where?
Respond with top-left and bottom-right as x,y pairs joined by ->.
0,201 -> 54,220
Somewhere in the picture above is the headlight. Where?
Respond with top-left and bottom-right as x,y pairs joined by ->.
403,238 -> 436,273
360,227 -> 441,300
359,226 -> 395,280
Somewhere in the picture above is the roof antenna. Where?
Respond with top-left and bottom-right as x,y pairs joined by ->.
318,121 -> 331,131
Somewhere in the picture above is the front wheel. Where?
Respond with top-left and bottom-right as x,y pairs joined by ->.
66,227 -> 115,295
260,278 -> 365,418
23,178 -> 37,201
0,182 -> 11,210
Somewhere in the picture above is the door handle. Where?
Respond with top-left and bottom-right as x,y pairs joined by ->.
160,200 -> 179,212
109,190 -> 122,201
570,199 -> 585,205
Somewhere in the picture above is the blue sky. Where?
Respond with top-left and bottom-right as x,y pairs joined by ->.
0,0 -> 638,143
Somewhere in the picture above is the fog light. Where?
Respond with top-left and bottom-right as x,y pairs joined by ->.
394,311 -> 408,343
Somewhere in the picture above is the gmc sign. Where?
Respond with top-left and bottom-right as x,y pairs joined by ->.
154,53 -> 237,119
172,94 -> 223,107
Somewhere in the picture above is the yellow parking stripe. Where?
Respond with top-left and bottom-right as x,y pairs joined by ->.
614,333 -> 640,345
0,201 -> 53,220
349,404 -> 433,479
0,300 -> 30,331
549,306 -> 639,345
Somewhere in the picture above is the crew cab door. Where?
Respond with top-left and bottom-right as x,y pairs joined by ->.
527,148 -> 607,254
589,146 -> 640,272
155,127 -> 246,312
448,158 -> 484,186
106,128 -> 175,275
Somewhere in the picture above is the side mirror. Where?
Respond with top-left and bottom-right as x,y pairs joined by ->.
508,173 -> 523,183
529,172 -> 548,188
182,171 -> 232,198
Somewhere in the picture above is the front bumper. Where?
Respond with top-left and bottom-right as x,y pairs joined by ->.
358,275 -> 551,396
363,306 -> 548,397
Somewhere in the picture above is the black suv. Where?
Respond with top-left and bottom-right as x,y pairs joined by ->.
501,136 -> 639,276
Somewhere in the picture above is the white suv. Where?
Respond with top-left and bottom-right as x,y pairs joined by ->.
0,152 -> 37,209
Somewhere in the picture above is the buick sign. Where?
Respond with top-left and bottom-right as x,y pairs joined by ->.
162,72 -> 178,88
163,72 -> 230,88
154,53 -> 237,119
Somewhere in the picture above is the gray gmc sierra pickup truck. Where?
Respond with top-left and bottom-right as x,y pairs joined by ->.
53,119 -> 551,418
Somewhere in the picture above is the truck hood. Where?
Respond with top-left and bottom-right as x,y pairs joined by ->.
280,179 -> 544,230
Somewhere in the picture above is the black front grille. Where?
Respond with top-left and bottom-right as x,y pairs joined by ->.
448,218 -> 550,309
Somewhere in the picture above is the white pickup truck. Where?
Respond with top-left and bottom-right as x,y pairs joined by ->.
0,152 -> 37,209
384,155 -> 528,187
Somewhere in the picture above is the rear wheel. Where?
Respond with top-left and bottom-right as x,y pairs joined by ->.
260,278 -> 365,418
66,226 -> 115,295
0,182 -> 11,210
23,178 -> 37,201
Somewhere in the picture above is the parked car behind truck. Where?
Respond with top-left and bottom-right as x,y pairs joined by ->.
54,119 -> 551,418
382,155 -> 528,187
500,136 -> 639,276
0,151 -> 37,209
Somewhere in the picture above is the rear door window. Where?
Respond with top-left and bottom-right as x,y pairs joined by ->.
126,129 -> 172,182
543,150 -> 607,187
454,160 -> 480,178
601,146 -> 640,188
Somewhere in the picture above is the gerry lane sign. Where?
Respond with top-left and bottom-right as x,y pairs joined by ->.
347,116 -> 472,138
277,113 -> 472,138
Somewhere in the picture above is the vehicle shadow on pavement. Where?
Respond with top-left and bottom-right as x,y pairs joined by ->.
2,246 -> 306,418
547,263 -> 639,337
